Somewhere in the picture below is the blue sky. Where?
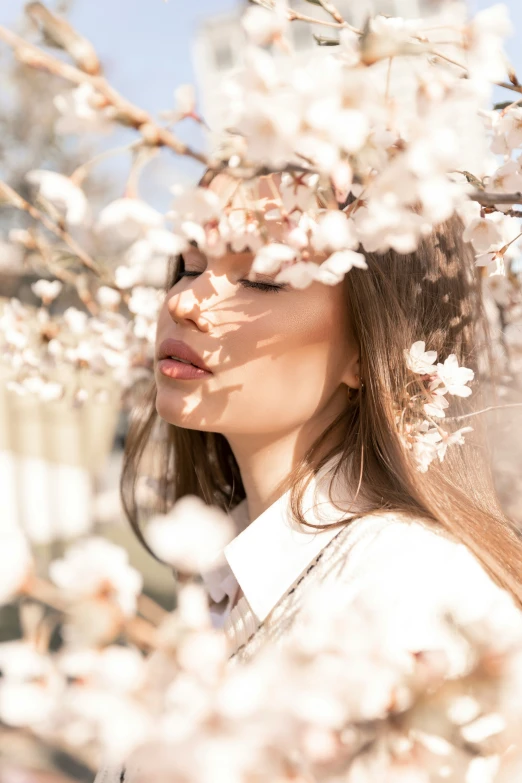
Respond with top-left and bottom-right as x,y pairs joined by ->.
2,0 -> 522,206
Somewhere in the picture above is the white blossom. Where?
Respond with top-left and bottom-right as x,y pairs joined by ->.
96,198 -> 164,246
26,170 -> 89,226
128,287 -> 162,320
96,286 -> 122,309
241,1 -> 288,47
49,537 -> 143,617
146,495 -> 235,574
174,84 -> 196,116
404,341 -> 438,375
434,355 -> 474,397
54,83 -> 115,135
251,243 -> 297,275
31,279 -> 63,304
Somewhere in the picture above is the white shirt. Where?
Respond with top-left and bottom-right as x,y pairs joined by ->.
200,453 -> 369,652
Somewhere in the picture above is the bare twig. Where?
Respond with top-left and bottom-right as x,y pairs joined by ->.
469,190 -> 522,207
70,139 -> 142,186
315,0 -> 345,25
21,575 -> 67,612
250,0 -> 361,33
497,81 -> 522,96
0,24 -> 208,165
137,593 -> 170,626
448,402 -> 522,422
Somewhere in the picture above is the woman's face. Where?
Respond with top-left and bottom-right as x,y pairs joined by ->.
155,175 -> 360,443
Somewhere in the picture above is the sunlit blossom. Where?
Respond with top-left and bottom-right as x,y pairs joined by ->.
49,538 -> 143,617
145,495 -> 235,574
26,170 -> 89,226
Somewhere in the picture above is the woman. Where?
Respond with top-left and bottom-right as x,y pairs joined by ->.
94,170 -> 522,783
118,170 -> 522,665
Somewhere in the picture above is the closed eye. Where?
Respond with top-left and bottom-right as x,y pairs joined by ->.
177,270 -> 286,293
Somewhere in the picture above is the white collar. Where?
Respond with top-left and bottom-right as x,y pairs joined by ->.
201,453 -> 365,624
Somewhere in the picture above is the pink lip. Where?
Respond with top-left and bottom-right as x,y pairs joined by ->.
157,358 -> 212,381
157,338 -> 212,373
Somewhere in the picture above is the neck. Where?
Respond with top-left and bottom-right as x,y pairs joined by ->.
226,391 -> 348,522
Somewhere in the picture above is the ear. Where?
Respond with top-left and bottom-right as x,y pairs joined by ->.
342,351 -> 361,390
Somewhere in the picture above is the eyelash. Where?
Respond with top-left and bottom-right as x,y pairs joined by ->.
177,270 -> 284,293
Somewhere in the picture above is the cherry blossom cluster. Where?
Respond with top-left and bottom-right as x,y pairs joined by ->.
0,276 -> 160,406
2,498 -> 522,781
399,341 -> 475,472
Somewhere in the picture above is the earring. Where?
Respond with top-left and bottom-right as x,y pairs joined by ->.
356,374 -> 365,391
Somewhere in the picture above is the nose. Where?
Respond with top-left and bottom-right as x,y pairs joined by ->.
167,284 -> 211,332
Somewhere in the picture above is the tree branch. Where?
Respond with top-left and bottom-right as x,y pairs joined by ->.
469,190 -> 522,206
314,0 -> 345,25
0,24 -> 208,165
0,180 -> 104,277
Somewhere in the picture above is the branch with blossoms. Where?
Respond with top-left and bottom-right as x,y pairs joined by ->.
398,342 -> 476,472
3,502 -> 522,780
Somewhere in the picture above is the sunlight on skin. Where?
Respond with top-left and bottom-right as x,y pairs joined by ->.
154,173 -> 361,518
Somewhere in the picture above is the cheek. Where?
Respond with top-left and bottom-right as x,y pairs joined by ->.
221,287 -> 349,425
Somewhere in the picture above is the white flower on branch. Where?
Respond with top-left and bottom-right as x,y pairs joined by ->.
145,495 -> 235,574
31,279 -> 63,304
124,229 -> 188,287
433,354 -> 475,397
54,83 -> 115,135
475,249 -> 506,277
0,529 -> 33,607
128,287 -> 163,321
26,170 -> 89,226
96,286 -> 122,309
174,84 -> 196,116
314,249 -> 368,286
241,1 -> 288,47
412,430 -> 442,472
312,211 -> 359,253
404,341 -> 438,375
279,172 -> 320,214
462,210 -> 503,253
251,242 -> 297,275
96,197 -> 164,249
0,641 -> 61,728
489,159 -> 522,194
494,106 -> 522,152
275,261 -> 319,289
49,537 -> 143,617
465,3 -> 513,85
423,391 -> 450,419
58,645 -> 146,695
63,306 -> 89,335
115,264 -> 142,289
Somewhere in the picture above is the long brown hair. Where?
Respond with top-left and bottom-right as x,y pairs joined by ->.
120,196 -> 522,608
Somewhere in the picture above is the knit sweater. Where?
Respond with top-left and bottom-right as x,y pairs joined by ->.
93,459 -> 522,783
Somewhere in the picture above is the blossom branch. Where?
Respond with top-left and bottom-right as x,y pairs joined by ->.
0,24 -> 208,165
0,180 -> 103,276
250,0 -> 361,33
36,240 -> 101,316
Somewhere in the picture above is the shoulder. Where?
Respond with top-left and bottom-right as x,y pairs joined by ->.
316,509 -> 522,664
